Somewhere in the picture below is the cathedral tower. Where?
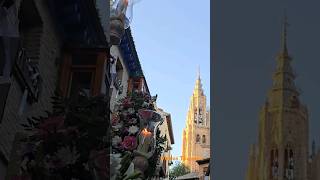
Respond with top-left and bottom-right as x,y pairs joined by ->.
182,70 -> 210,172
246,16 -> 309,180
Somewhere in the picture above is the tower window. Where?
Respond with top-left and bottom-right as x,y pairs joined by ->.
284,147 -> 294,180
202,135 -> 206,144
196,134 -> 200,143
270,149 -> 279,178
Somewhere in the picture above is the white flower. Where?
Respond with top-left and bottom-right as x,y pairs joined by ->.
142,102 -> 149,108
110,153 -> 122,180
112,121 -> 123,131
112,136 -> 122,146
83,163 -> 90,171
55,146 -> 80,166
128,108 -> 135,114
20,156 -> 29,171
130,118 -> 137,124
128,125 -> 139,135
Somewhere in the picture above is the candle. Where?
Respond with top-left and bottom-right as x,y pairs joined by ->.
141,128 -> 152,145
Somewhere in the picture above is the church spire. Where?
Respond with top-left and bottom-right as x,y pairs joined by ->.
194,66 -> 203,96
198,65 -> 201,80
281,11 -> 289,55
267,15 -> 300,108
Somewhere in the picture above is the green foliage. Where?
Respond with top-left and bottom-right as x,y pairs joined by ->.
169,161 -> 190,180
19,92 -> 110,179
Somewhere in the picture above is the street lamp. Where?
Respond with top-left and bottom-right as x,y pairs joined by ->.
110,0 -> 141,45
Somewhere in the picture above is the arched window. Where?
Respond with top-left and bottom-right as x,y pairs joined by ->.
270,148 -> 279,178
196,134 -> 200,143
291,95 -> 299,108
202,135 -> 206,144
284,146 -> 294,180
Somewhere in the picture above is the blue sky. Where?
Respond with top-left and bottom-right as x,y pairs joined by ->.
130,0 -> 210,158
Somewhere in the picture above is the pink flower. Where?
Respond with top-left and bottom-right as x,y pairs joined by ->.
111,113 -> 120,126
138,109 -> 154,120
122,98 -> 132,108
121,136 -> 137,151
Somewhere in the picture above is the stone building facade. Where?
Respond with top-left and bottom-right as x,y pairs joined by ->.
182,73 -> 210,173
157,107 -> 175,179
0,0 -> 110,178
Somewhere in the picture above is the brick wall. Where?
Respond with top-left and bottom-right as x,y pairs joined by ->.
0,0 -> 62,177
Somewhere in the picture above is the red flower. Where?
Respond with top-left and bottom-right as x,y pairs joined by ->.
37,116 -> 65,138
121,136 -> 137,151
57,126 -> 79,137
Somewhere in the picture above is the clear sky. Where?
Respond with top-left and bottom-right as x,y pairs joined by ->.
129,0 -> 211,159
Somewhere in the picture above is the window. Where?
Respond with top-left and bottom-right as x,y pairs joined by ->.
202,135 -> 206,144
68,71 -> 94,97
194,112 -> 198,123
203,167 -> 208,175
291,95 -> 299,108
196,134 -> 200,143
284,146 -> 294,180
59,50 -> 106,98
270,149 -> 279,178
128,77 -> 144,93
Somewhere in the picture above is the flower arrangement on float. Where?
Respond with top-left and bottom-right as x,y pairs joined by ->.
110,90 -> 166,180
8,90 -> 166,180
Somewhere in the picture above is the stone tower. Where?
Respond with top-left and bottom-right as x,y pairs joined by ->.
246,16 -> 309,180
182,70 -> 210,172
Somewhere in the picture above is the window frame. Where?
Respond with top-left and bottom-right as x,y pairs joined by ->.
59,49 -> 106,98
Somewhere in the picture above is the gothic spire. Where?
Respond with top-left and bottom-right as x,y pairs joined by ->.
198,65 -> 201,80
267,15 -> 300,108
194,66 -> 203,96
281,11 -> 289,56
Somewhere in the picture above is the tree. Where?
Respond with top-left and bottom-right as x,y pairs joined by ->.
169,161 -> 190,180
